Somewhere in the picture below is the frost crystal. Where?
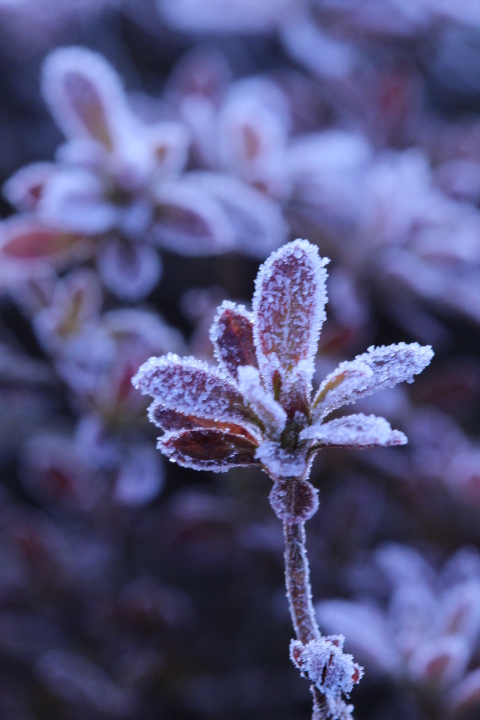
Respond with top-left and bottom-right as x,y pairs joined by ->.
134,238 -> 433,481
290,636 -> 363,720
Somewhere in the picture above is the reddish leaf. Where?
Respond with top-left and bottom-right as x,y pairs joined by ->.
133,353 -> 257,429
3,162 -> 55,212
0,218 -> 86,262
42,47 -> 128,149
252,238 -> 329,397
149,401 -> 260,442
210,300 -> 258,379
151,181 -> 234,255
159,428 -> 259,472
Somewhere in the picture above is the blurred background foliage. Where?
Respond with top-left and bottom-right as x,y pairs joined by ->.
1,1 -> 480,718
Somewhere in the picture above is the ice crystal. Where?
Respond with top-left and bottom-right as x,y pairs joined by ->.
134,237 -> 433,486
290,636 -> 363,720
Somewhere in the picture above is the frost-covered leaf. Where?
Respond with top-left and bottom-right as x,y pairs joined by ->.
0,217 -> 88,262
102,308 -> 184,359
158,0 -> 295,33
42,46 -> 129,149
316,600 -> 400,675
441,580 -> 480,640
39,168 -> 116,234
252,239 -> 329,399
113,444 -> 164,506
217,79 -> 290,199
237,365 -> 287,435
209,300 -> 258,378
186,172 -> 287,257
97,237 -> 162,301
146,121 -> 190,178
255,440 -> 307,480
149,400 -> 261,442
21,434 -> 99,513
158,428 -> 259,472
34,268 -> 102,351
447,668 -> 480,716
313,343 -> 434,421
408,636 -> 469,687
3,162 -> 55,212
290,636 -> 363,701
133,354 -> 257,429
151,180 -> 235,255
300,413 -> 407,448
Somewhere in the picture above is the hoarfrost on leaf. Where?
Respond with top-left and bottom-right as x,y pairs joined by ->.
313,343 -> 434,421
132,354 -> 256,429
300,413 -> 407,448
158,428 -> 259,472
252,238 -> 329,399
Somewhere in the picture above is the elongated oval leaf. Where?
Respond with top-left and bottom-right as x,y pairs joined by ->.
210,300 -> 258,379
312,343 -> 434,421
42,47 -> 128,149
253,238 -> 329,396
300,413 -> 407,448
132,353 -> 257,429
158,428 -> 259,472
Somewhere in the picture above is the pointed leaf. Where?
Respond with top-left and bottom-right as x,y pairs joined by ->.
34,268 -> 102,350
149,400 -> 261,442
210,300 -> 258,378
113,445 -> 164,506
151,181 -> 235,255
146,121 -> 190,178
316,600 -> 401,675
237,365 -> 286,435
255,441 -> 307,480
408,636 -> 469,687
0,217 -> 88,262
300,413 -> 407,448
42,46 -> 128,149
39,168 -> 116,234
3,162 -> 55,212
447,668 -> 480,716
133,353 -> 257,429
158,428 -> 259,472
186,172 -> 287,257
97,237 -> 162,301
313,343 -> 434,421
252,238 -> 329,398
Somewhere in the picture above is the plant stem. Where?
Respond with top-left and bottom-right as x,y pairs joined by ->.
283,520 -> 319,645
283,519 -> 332,720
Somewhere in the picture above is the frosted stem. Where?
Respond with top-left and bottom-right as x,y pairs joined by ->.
283,520 -> 319,645
284,518 -> 334,720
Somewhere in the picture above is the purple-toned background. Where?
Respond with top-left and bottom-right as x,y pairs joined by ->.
1,1 -> 480,718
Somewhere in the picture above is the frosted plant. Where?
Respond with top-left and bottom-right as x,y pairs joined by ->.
317,544 -> 480,720
132,238 -> 433,719
1,47 -> 239,300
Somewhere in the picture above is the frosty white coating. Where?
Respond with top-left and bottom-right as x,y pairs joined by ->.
252,238 -> 329,395
132,238 -> 434,720
300,413 -> 407,448
132,353 -> 254,427
237,365 -> 287,435
290,636 -> 363,720
134,239 -> 433,480
42,46 -> 128,148
312,343 -> 434,422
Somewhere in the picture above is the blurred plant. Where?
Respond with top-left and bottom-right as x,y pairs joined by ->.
1,46 -> 287,300
318,544 -> 480,720
133,238 -> 433,719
